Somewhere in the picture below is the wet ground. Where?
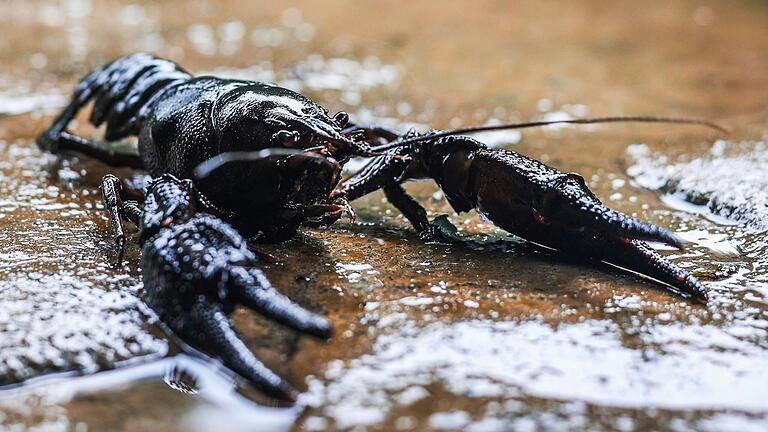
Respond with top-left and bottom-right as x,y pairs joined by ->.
1,0 -> 767,431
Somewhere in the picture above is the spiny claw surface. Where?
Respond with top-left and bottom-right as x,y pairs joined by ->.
140,192 -> 331,401
471,149 -> 710,302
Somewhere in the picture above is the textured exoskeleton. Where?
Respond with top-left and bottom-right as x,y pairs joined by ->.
38,53 -> 367,240
101,173 -> 331,402
343,131 -> 710,302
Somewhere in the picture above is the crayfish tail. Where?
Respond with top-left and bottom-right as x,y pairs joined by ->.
74,53 -> 192,141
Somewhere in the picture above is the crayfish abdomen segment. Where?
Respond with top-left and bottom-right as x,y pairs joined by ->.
77,53 -> 192,141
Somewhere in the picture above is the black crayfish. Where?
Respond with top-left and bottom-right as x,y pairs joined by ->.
37,53 -> 726,402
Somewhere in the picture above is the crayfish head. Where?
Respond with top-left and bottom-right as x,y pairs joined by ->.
265,107 -> 375,161
140,174 -> 197,242
214,83 -> 368,159
193,147 -> 343,239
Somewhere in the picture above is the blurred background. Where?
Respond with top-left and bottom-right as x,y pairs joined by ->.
0,0 -> 767,431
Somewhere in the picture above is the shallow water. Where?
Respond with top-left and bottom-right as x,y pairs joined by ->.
1,0 -> 768,431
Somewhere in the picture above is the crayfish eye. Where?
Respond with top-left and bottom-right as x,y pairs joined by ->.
275,130 -> 300,145
333,111 -> 349,127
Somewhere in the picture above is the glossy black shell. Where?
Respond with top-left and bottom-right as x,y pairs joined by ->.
77,54 -> 346,239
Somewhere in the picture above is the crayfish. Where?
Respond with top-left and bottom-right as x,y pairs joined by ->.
36,53 -> 725,401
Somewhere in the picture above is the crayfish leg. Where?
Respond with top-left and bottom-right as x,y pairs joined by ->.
341,152 -> 413,201
383,184 -> 431,234
99,174 -> 143,264
36,89 -> 143,168
37,98 -> 143,168
54,132 -> 144,168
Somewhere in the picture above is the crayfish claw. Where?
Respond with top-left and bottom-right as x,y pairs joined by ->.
462,148 -> 712,302
138,177 -> 334,402
598,237 -> 709,303
229,267 -> 332,339
183,298 -> 299,402
528,195 -> 706,300
537,195 -> 706,299
539,173 -> 687,248
592,206 -> 686,249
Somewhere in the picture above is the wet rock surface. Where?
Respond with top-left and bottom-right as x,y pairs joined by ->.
0,0 -> 767,431
629,138 -> 768,231
0,140 -> 166,386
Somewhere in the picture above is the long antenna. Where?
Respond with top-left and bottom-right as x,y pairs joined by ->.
369,115 -> 729,152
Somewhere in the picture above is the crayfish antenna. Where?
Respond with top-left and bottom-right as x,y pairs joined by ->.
370,115 -> 729,152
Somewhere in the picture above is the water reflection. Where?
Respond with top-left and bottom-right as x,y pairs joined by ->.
0,355 -> 299,432
307,317 -> 768,429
